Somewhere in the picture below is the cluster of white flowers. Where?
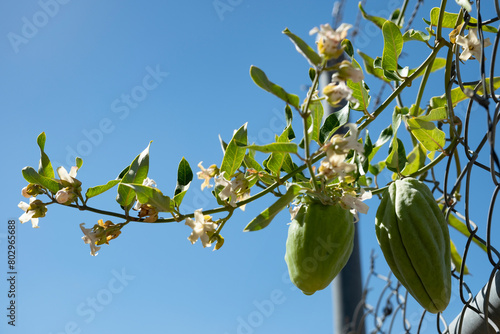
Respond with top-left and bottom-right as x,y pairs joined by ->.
323,61 -> 364,107
318,124 -> 364,181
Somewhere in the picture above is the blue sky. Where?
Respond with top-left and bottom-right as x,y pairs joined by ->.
1,0 -> 498,333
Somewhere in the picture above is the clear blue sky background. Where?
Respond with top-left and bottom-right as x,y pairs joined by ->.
1,0 -> 498,333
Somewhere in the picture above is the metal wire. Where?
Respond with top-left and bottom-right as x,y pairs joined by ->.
343,0 -> 500,332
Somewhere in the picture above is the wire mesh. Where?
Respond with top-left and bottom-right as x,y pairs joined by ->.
344,0 -> 500,333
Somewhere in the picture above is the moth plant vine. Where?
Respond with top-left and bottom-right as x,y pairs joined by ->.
18,0 -> 497,313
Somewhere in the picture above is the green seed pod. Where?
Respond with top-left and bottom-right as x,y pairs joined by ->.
285,201 -> 354,295
375,178 -> 451,313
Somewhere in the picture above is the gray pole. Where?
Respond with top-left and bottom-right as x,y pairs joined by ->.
445,271 -> 500,333
320,62 -> 365,334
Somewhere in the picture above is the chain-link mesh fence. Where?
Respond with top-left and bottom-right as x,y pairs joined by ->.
343,0 -> 500,332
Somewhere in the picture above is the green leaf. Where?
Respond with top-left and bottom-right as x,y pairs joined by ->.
358,51 -> 390,83
220,123 -> 248,177
450,239 -> 470,275
86,180 -> 120,199
347,59 -> 370,111
266,126 -> 293,176
250,66 -> 300,109
408,58 -> 446,78
445,207 -> 488,253
307,100 -> 324,144
319,104 -> 350,143
243,153 -> 264,171
406,118 -> 446,152
22,166 -> 60,193
401,143 -> 427,176
416,107 -> 447,122
359,2 -> 387,29
121,184 -> 171,212
403,29 -> 431,43
116,142 -> 151,209
368,124 -> 393,160
341,39 -> 354,58
36,132 -> 55,178
75,157 -> 83,169
429,7 -> 498,33
282,28 -> 322,66
382,21 -> 404,72
386,138 -> 407,173
244,184 -> 302,231
173,157 -> 193,206
245,143 -> 297,154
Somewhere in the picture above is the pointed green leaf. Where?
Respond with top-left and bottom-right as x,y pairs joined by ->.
401,143 -> 427,176
36,132 -> 55,178
174,157 -> 193,195
358,51 -> 390,82
282,28 -> 322,66
86,180 -> 120,199
308,100 -> 324,144
173,157 -> 193,206
359,2 -> 387,29
368,124 -> 393,160
319,104 -> 350,143
347,59 -> 370,111
250,66 -> 300,109
403,29 -> 431,43
122,184 -> 171,212
266,126 -> 293,176
75,157 -> 83,169
341,39 -> 354,58
408,58 -> 447,78
220,123 -> 248,177
22,166 -> 60,193
450,239 -> 470,275
244,184 -> 302,231
382,21 -> 404,71
416,107 -> 447,122
429,7 -> 498,33
245,143 -> 297,154
116,142 -> 151,208
407,118 -> 446,152
444,207 -> 488,252
386,137 -> 407,173
244,153 -> 264,172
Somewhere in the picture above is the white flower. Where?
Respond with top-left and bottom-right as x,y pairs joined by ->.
323,80 -> 358,106
215,174 -> 237,207
332,61 -> 364,83
455,0 -> 472,12
197,162 -> 217,190
133,177 -> 157,210
21,186 -> 31,198
185,209 -> 218,247
55,189 -> 70,204
80,223 -> 101,256
57,166 -> 79,184
341,189 -> 372,223
289,204 -> 302,221
18,197 -> 46,228
310,23 -> 352,59
455,28 -> 491,61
